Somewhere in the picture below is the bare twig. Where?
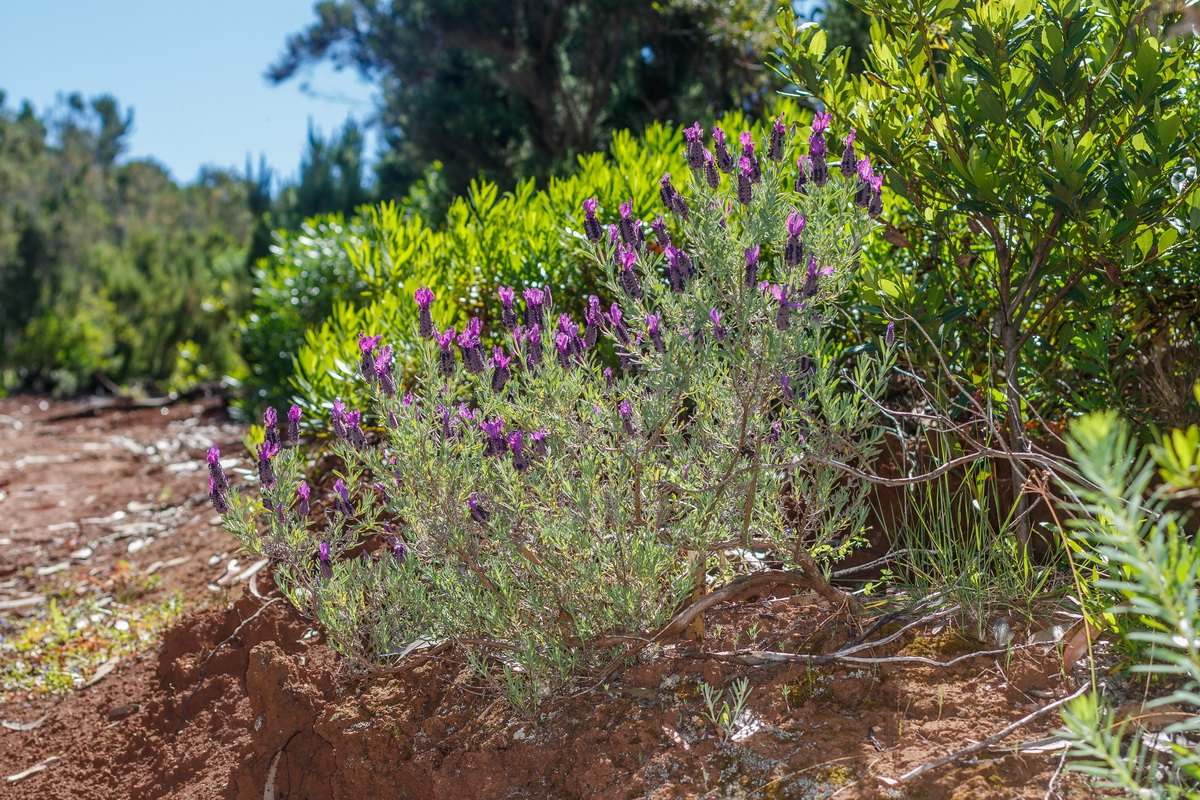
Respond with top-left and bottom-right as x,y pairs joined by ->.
898,683 -> 1090,782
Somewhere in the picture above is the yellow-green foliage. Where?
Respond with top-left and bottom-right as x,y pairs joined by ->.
244,104 -> 809,421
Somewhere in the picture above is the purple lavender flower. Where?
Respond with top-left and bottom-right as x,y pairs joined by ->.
744,245 -> 760,288
646,314 -> 665,353
208,476 -> 228,514
737,156 -> 754,206
415,287 -> 435,338
333,478 -> 352,515
255,441 -> 280,492
467,492 -> 490,524
617,244 -> 642,300
799,254 -> 835,300
509,430 -> 529,472
287,404 -> 302,444
530,429 -> 548,457
358,332 -> 383,381
480,417 -> 507,457
554,332 -> 573,370
605,304 -> 631,345
768,114 -> 787,162
841,129 -> 858,178
684,121 -> 704,170
435,326 -> 457,377
584,296 -> 602,348
885,321 -> 895,346
317,542 -> 333,580
385,535 -> 408,564
739,132 -> 761,183
785,211 -> 806,268
437,404 -> 454,439
702,149 -> 720,190
795,155 -> 810,195
524,325 -> 544,369
496,285 -> 518,331
374,346 -> 396,396
582,198 -> 603,243
781,374 -> 795,403
650,216 -> 671,249
331,399 -> 348,439
665,246 -> 685,294
523,287 -> 546,329
770,284 -> 795,330
259,408 -> 279,450
809,112 -> 831,187
458,329 -> 485,375
604,367 -> 614,387
799,355 -> 816,378
207,445 -> 228,494
344,409 -> 367,449
854,157 -> 874,207
709,308 -> 726,342
607,224 -> 619,246
297,480 -> 310,517
712,126 -> 734,173
868,174 -> 884,218
659,174 -> 689,219
617,198 -> 637,246
487,346 -> 513,393
618,399 -> 635,437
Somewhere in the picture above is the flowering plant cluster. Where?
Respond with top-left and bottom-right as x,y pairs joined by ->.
214,113 -> 894,708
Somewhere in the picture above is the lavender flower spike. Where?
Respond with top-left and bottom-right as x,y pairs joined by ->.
784,211 -> 806,268
499,285 -> 519,330
618,198 -> 636,245
297,480 -> 311,518
712,126 -> 734,173
885,321 -> 895,347
646,313 -> 665,353
415,287 -> 435,338
509,430 -> 529,472
650,216 -> 671,248
206,445 -> 229,494
480,417 -> 507,457
737,156 -> 754,206
809,112 -> 831,187
333,478 -> 353,515
664,246 -> 685,294
618,399 -> 636,437
490,346 -> 513,392
317,542 -> 333,580
374,346 -> 397,396
605,304 -> 631,345
770,284 -> 801,331
435,326 -> 457,378
709,308 -> 726,342
208,476 -> 229,515
554,331 -> 573,370
287,404 -> 302,444
523,287 -> 546,329
795,155 -> 811,195
684,121 -> 704,170
703,149 -> 720,190
524,325 -> 544,369
768,114 -> 787,162
467,492 -> 490,524
744,245 -> 760,288
530,429 -> 548,457
584,296 -> 602,348
262,406 -> 280,447
358,332 -> 383,382
256,440 -> 281,489
582,198 -> 603,243
617,244 -> 642,300
841,129 -> 858,178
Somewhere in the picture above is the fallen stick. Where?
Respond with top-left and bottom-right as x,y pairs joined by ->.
898,683 -> 1091,782
6,756 -> 60,784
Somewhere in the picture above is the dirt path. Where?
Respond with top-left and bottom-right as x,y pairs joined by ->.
0,396 -> 1096,800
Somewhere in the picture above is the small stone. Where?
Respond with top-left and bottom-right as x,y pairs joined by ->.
107,703 -> 140,721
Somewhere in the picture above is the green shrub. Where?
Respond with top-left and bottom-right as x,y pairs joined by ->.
243,110 -> 800,425
1058,400 -> 1200,796
215,111 -> 894,709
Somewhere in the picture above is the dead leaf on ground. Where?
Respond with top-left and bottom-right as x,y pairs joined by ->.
1,714 -> 48,731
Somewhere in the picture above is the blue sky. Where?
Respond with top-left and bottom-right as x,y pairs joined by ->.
0,1 -> 376,185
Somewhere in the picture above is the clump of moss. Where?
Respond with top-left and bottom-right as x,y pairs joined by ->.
900,629 -> 979,660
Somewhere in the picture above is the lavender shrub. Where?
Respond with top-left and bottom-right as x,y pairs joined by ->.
214,114 -> 894,709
